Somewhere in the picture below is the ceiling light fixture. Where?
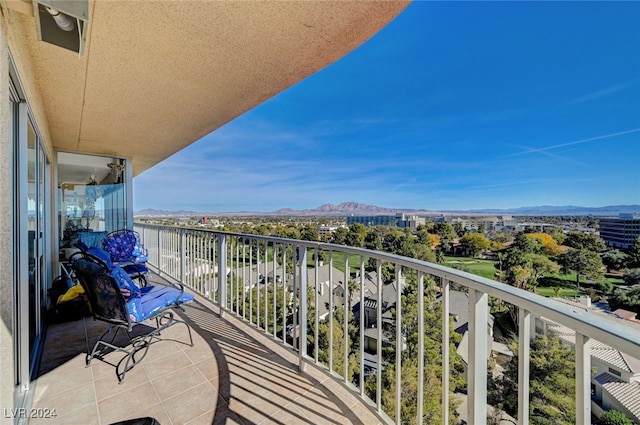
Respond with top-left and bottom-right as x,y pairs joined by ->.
45,7 -> 74,32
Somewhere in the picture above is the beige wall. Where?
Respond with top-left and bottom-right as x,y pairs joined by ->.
0,4 -> 58,420
0,11 -> 15,423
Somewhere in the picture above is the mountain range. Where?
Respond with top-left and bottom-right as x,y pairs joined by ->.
135,202 -> 640,217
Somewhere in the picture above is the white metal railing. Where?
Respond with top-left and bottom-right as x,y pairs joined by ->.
135,223 -> 640,425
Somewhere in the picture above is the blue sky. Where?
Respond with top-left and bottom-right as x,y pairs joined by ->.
134,1 -> 640,213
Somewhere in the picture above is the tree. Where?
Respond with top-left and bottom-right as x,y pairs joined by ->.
630,236 -> 640,268
525,233 -> 563,256
452,221 -> 465,237
365,275 -> 464,424
383,228 -> 416,258
609,285 -> 640,317
300,225 -> 318,241
346,223 -> 367,247
416,227 -> 440,249
314,305 -> 358,381
557,249 -> 605,289
602,250 -> 631,272
564,231 -> 605,252
433,222 -> 457,241
332,227 -> 348,245
600,410 -> 634,425
459,233 -> 491,257
414,242 -> 436,263
528,253 -> 560,286
364,227 -> 383,251
623,268 -> 640,286
497,243 -> 530,287
513,232 -> 541,254
489,335 -> 575,425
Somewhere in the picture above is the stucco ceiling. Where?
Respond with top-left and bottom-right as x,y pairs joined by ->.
11,0 -> 408,176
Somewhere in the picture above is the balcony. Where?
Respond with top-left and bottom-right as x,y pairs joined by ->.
31,224 -> 640,425
32,273 -> 378,425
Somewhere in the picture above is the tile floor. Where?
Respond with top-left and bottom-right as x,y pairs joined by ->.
29,275 -> 383,425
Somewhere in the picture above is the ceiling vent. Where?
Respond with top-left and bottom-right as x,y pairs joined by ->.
33,0 -> 88,54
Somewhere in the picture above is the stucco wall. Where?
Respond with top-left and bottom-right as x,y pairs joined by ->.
0,5 -> 58,422
0,10 -> 15,424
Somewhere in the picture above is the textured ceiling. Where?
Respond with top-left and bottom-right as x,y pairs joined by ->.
16,1 -> 409,176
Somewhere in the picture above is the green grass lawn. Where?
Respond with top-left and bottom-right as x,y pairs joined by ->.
443,256 -> 498,280
535,286 -> 581,297
326,251 -> 365,274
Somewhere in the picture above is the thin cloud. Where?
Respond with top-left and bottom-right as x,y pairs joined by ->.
566,82 -> 633,105
501,128 -> 640,159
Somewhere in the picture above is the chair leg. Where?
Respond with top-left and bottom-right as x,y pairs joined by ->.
86,326 -> 126,366
85,310 -> 194,383
116,338 -> 151,383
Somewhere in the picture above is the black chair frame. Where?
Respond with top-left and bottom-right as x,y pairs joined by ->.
73,253 -> 194,383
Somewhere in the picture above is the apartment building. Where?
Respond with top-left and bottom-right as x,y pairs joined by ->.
434,215 -> 517,232
347,213 -> 426,229
600,213 -> 640,250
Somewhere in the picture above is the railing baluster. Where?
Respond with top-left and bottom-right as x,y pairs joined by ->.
180,228 -> 186,285
376,259 -> 382,414
441,278 -> 449,425
272,242 -> 277,338
315,248 -> 320,364
257,241 -> 261,329
282,246 -> 287,343
236,237 -> 240,315
418,271 -> 425,425
249,241 -> 253,325
264,242 -> 268,333
576,332 -> 591,425
395,263 -> 402,425
344,253 -> 349,384
359,255 -> 365,397
518,309 -> 531,425
468,288 -> 488,425
242,239 -> 246,320
156,226 -> 161,272
214,236 -> 220,301
292,244 -> 298,351
329,250 -> 334,373
218,234 -> 227,314
299,245 -> 308,370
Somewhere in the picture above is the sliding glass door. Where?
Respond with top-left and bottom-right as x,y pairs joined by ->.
27,121 -> 49,371
11,68 -> 50,393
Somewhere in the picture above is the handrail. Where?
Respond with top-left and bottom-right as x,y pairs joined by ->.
135,223 -> 640,425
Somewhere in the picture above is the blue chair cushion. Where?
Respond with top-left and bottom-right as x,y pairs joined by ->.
123,263 -> 149,276
128,286 -> 194,322
86,247 -> 114,269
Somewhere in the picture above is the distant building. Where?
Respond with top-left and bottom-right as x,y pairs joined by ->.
599,213 -> 640,250
347,213 -> 425,229
435,215 -> 517,232
516,222 -> 557,232
318,225 -> 339,239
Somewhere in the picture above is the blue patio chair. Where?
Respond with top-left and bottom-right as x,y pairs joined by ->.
72,251 -> 194,383
101,229 -> 150,287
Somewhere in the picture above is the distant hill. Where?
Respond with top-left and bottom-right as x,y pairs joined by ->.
135,208 -> 203,216
270,202 -> 433,216
471,205 -> 640,216
135,203 -> 640,217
